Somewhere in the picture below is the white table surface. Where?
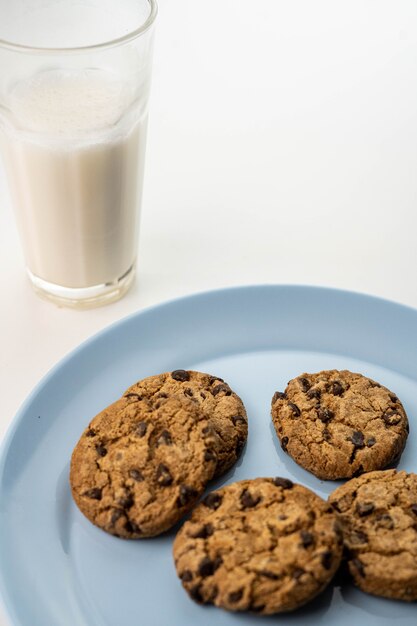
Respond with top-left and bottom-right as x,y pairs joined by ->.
1,1 -> 417,624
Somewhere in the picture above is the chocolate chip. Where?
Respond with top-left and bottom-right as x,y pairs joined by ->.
209,376 -> 224,384
157,429 -> 172,446
306,388 -> 321,401
203,492 -> 223,510
125,392 -> 143,400
177,484 -> 198,507
111,509 -> 123,524
331,501 -> 341,512
118,493 -> 134,509
323,428 -> 331,441
156,463 -> 173,486
197,556 -> 222,577
366,437 -> 376,447
213,555 -> 223,570
136,421 -> 148,437
171,369 -> 190,382
95,443 -> 107,457
317,407 -> 334,422
410,504 -> 417,516
352,558 -> 365,577
198,557 -> 216,577
376,513 -> 394,529
192,523 -> 214,539
389,394 -> 398,403
85,428 -> 96,437
331,381 -> 344,396
200,392 -> 206,399
280,436 -> 289,451
272,391 -> 286,403
212,383 -> 231,396
204,449 -> 217,463
259,569 -> 280,580
298,377 -> 311,392
180,570 -> 193,582
356,502 -> 374,517
240,489 -> 261,508
231,415 -> 246,425
349,530 -> 368,544
190,584 -> 203,603
288,402 -> 301,417
321,551 -> 333,570
129,468 -> 144,482
183,388 -> 193,397
300,531 -> 314,548
278,514 -> 287,520
273,477 -> 293,489
83,487 -> 102,500
293,567 -> 305,580
349,431 -> 365,448
382,410 -> 401,426
124,520 -> 141,534
250,604 -> 265,613
228,589 -> 243,603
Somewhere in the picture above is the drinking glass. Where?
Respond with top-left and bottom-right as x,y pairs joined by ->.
0,0 -> 157,307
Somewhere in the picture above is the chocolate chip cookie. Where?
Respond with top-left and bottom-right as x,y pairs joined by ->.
173,477 -> 342,614
271,370 -> 408,480
329,470 -> 417,601
124,370 -> 247,477
70,394 -> 220,538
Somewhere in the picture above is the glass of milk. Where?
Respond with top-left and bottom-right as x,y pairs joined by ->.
0,0 -> 157,307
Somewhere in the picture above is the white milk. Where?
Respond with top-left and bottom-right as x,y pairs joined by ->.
0,68 -> 148,288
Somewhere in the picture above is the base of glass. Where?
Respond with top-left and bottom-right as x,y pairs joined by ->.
27,263 -> 136,309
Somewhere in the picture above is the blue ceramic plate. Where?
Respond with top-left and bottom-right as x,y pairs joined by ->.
1,286 -> 416,626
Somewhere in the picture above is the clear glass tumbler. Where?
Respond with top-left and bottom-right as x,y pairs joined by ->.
0,0 -> 157,307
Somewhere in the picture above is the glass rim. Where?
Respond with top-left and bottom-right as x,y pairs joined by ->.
0,0 -> 157,54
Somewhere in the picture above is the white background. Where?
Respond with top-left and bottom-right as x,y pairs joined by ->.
1,1 -> 417,623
